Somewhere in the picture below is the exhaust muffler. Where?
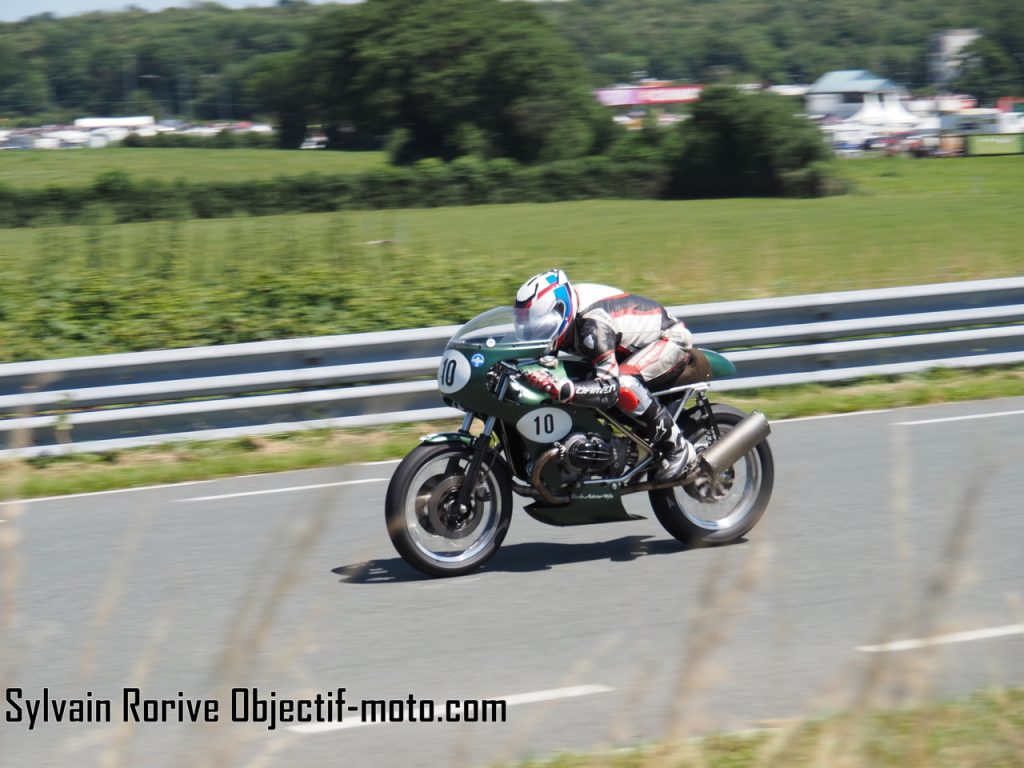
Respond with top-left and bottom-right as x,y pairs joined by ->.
698,411 -> 770,475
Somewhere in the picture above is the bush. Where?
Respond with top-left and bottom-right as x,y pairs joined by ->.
669,86 -> 837,198
0,122 -> 843,229
0,158 -> 671,227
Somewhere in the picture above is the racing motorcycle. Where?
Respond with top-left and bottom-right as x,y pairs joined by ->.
385,306 -> 774,577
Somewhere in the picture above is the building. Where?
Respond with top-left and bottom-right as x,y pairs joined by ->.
928,29 -> 981,86
806,70 -> 910,120
808,70 -> 923,148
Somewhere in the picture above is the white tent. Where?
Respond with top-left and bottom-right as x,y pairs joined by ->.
846,92 -> 920,131
881,93 -> 920,125
848,92 -> 888,125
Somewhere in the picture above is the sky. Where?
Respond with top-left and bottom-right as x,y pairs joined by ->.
0,0 -> 356,23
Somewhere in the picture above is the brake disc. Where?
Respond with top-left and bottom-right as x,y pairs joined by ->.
419,475 -> 489,540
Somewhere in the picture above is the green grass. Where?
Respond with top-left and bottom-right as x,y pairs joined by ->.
3,365 -> 1021,501
0,153 -> 1019,481
839,154 -> 1024,197
0,424 -> 427,500
506,688 -> 1024,768
0,147 -> 388,188
1,154 -> 1021,360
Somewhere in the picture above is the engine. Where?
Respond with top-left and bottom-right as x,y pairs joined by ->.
558,433 -> 629,478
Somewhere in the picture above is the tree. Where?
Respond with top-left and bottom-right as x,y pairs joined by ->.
244,51 -> 310,148
953,38 -> 1023,104
306,0 -> 610,163
669,85 -> 832,198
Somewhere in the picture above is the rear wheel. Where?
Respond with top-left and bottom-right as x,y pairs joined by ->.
386,442 -> 512,577
649,403 -> 773,546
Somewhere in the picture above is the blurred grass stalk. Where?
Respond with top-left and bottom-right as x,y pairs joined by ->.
503,434 -> 1021,768
2,379 -> 1022,768
0,154 -> 1021,765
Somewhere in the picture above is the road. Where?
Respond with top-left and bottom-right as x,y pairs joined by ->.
1,397 -> 1023,767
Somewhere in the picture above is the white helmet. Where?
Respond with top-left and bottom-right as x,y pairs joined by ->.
513,269 -> 576,348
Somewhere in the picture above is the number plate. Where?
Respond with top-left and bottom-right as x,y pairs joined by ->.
437,350 -> 471,394
516,407 -> 572,443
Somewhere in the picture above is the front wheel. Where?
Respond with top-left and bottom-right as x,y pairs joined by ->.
649,403 -> 774,546
386,442 -> 513,577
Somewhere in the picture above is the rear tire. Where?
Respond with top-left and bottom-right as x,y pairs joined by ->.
649,403 -> 773,546
386,442 -> 513,577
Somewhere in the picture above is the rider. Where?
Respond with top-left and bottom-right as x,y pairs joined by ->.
513,269 -> 698,483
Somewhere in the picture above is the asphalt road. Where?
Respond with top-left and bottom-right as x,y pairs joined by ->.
1,397 -> 1023,768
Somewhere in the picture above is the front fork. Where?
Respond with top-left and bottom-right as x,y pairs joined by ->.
453,374 -> 509,514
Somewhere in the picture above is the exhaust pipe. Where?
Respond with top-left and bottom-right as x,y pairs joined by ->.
699,411 -> 770,475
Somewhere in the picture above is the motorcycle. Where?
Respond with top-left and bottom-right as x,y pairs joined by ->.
385,306 -> 774,577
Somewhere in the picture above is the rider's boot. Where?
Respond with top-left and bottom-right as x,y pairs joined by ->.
637,401 -> 698,483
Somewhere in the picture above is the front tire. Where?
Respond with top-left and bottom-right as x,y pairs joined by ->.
649,403 -> 774,546
386,442 -> 513,577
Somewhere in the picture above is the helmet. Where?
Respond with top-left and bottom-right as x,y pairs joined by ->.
513,269 -> 576,348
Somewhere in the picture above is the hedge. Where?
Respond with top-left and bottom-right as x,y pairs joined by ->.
0,158 -> 669,228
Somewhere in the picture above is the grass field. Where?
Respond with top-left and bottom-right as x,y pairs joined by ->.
508,687 -> 1024,768
1,151 -> 1020,768
1,154 -> 1022,360
0,147 -> 388,188
839,153 -> 1024,197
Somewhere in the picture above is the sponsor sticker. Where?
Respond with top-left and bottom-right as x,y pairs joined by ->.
470,353 -> 485,368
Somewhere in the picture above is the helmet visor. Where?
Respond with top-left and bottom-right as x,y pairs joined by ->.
513,306 -> 563,343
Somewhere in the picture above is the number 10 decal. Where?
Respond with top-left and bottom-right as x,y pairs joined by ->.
516,407 -> 572,443
437,350 -> 471,394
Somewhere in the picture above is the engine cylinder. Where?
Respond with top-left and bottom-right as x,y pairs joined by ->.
559,433 -> 625,476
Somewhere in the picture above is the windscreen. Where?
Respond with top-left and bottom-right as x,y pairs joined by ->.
449,306 -> 557,347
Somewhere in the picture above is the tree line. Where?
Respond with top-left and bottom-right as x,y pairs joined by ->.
539,0 -> 1023,100
0,0 -> 1018,204
2,0 -> 1021,131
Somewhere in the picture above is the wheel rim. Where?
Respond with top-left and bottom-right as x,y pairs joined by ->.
403,449 -> 502,566
674,423 -> 761,531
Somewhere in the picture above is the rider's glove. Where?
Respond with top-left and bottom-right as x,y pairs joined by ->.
523,369 -> 574,403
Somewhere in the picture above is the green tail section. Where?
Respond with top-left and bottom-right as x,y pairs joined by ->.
700,348 -> 737,379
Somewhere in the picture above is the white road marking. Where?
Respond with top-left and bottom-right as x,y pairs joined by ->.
177,478 -> 387,503
856,623 -> 1024,653
498,685 -> 614,706
5,400 -> 1018,507
775,409 -> 892,424
288,684 -> 615,735
896,409 -> 1024,426
0,478 -> 222,506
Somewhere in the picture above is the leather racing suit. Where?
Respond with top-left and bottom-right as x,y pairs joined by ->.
558,284 -> 695,468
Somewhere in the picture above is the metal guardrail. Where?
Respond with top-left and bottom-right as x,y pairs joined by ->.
1,276 -> 1022,458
